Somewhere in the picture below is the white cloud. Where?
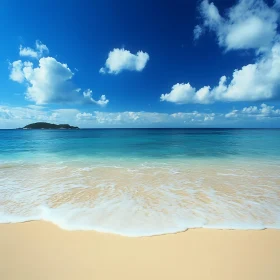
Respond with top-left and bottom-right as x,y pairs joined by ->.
160,83 -> 197,104
214,43 -> 280,102
10,57 -> 83,104
25,57 -> 79,104
9,60 -> 25,83
76,112 -> 94,120
243,103 -> 280,117
200,0 -> 222,31
0,108 -> 14,119
0,106 -> 83,128
160,83 -> 212,104
93,111 -> 160,124
204,113 -> 215,121
9,42 -> 108,106
163,0 -> 280,105
92,110 -> 216,126
162,41 -> 280,104
0,106 -> 50,126
19,40 -> 49,59
225,110 -> 239,118
83,89 -> 109,107
1,104 -> 280,128
193,25 -> 203,40
26,105 -> 46,110
196,0 -> 279,52
226,104 -> 280,119
100,48 -> 149,74
0,105 -> 218,128
39,108 -> 85,123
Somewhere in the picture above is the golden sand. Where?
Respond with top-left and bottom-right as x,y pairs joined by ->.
0,222 -> 280,280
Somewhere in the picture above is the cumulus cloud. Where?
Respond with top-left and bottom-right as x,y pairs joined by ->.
1,104 -> 280,128
160,83 -> 212,104
0,106 -> 85,128
83,89 -> 109,107
76,112 -> 94,120
226,104 -> 280,119
195,0 -> 279,52
0,105 -> 218,128
19,40 -> 49,59
100,48 -> 149,74
162,0 -> 280,105
90,111 -> 216,126
242,103 -> 280,118
0,105 -> 50,126
9,41 -> 108,106
10,57 -> 81,104
225,110 -> 239,118
162,42 -> 280,104
9,60 -> 25,83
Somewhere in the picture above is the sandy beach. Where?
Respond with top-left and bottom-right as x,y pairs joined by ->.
0,222 -> 279,280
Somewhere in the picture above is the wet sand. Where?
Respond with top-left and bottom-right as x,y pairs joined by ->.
2,163 -> 280,235
0,221 -> 280,280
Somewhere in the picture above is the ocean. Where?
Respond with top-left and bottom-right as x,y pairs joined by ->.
0,128 -> 280,236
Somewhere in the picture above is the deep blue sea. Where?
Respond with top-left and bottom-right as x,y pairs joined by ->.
0,129 -> 280,236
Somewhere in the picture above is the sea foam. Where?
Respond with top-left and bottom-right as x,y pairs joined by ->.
1,160 -> 280,237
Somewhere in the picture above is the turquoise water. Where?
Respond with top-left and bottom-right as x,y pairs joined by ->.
0,129 -> 280,236
1,128 -> 280,162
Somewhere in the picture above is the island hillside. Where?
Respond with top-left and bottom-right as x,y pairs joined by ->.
22,122 -> 79,129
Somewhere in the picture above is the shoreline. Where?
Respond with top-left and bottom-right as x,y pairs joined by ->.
0,220 -> 278,237
1,221 -> 280,280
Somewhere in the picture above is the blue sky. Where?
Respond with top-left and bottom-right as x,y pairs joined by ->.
0,0 -> 280,128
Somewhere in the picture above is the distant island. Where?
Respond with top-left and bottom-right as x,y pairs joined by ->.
20,122 -> 79,130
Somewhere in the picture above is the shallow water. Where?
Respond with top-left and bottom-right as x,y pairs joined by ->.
1,129 -> 280,236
